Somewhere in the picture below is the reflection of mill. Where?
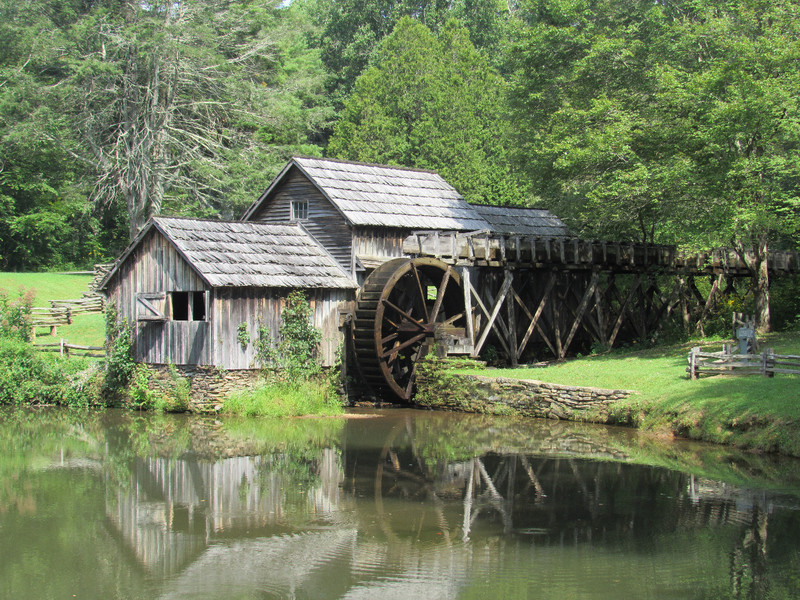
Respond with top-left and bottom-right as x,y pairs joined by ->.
105,449 -> 345,578
101,415 -> 797,598
369,415 -> 783,598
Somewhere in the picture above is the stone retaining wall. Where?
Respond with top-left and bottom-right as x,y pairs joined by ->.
415,361 -> 634,422
149,365 -> 260,413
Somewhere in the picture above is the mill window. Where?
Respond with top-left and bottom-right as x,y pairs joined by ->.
291,200 -> 308,221
169,291 -> 207,321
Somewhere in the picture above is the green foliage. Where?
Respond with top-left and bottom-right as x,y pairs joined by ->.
0,287 -> 34,341
312,0 -> 517,104
254,322 -> 276,368
0,336 -> 100,407
222,377 -> 343,417
103,304 -> 135,395
328,18 -> 524,206
510,0 -> 800,249
258,290 -> 323,379
237,322 -> 251,347
126,364 -> 190,413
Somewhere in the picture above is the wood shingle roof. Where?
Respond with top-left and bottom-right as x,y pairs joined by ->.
471,205 -> 572,237
244,157 -> 491,231
101,218 -> 357,290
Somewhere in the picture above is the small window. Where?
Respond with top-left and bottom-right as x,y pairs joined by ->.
169,291 -> 207,321
291,200 -> 308,221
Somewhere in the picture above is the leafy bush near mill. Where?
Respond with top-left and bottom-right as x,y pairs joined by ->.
0,288 -> 103,406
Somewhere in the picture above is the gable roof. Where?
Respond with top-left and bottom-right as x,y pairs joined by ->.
471,205 -> 572,237
243,156 -> 491,231
100,217 -> 357,290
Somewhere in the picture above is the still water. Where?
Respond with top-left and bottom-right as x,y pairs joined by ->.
2,407 -> 800,599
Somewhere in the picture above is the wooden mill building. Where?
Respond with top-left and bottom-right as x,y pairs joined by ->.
99,216 -> 357,368
241,157 -> 569,281
100,156 -> 800,401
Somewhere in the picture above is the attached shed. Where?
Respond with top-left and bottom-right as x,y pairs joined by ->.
99,217 -> 357,369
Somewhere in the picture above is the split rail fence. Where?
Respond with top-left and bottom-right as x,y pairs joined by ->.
687,346 -> 800,379
35,340 -> 105,358
30,293 -> 105,339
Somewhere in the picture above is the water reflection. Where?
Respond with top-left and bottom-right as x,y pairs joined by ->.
2,408 -> 800,599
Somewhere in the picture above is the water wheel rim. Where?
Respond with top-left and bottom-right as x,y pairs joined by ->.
369,257 -> 462,400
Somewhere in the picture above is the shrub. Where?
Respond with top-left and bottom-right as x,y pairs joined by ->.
103,304 -> 136,395
256,290 -> 322,380
0,337 -> 100,407
126,363 -> 190,412
0,287 -> 34,341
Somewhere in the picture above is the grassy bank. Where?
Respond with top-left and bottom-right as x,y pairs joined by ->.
222,378 -> 345,418
455,330 -> 800,456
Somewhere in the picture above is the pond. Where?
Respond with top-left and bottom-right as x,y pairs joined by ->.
1,407 -> 800,599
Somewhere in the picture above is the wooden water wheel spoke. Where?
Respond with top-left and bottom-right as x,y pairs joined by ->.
382,298 -> 426,330
411,264 -> 430,322
381,332 -> 399,345
353,257 -> 466,401
379,333 -> 427,359
443,312 -> 465,326
430,266 -> 452,322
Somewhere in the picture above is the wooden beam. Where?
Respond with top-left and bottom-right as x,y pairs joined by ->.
594,278 -> 607,346
608,275 -> 640,347
515,271 -> 557,359
473,272 -> 513,356
505,270 -> 518,366
561,271 -> 600,357
460,267 -> 476,350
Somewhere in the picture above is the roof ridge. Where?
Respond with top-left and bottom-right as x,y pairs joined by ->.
293,155 -> 442,176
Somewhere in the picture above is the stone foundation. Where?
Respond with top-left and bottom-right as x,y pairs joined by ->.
415,360 -> 633,422
148,365 -> 261,413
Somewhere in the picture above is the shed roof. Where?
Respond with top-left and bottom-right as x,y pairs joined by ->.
471,205 -> 572,237
100,218 -> 357,290
244,157 -> 491,231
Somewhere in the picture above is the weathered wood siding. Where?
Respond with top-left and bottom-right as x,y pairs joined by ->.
353,227 -> 409,260
105,229 -> 212,365
249,168 -> 353,274
212,287 -> 351,369
353,227 -> 410,284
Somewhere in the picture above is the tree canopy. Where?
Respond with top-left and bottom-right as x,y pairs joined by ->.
328,17 -> 524,205
0,0 -> 797,331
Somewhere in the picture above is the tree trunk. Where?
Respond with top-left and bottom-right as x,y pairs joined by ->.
754,238 -> 771,334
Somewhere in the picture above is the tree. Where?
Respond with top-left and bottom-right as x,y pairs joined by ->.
313,0 -> 517,104
328,18 -> 524,205
51,0 -> 333,240
509,0 -> 800,330
0,0 -> 102,270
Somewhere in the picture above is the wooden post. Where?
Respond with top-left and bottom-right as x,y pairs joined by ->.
689,346 -> 699,380
460,267 -> 476,352
505,269 -> 518,366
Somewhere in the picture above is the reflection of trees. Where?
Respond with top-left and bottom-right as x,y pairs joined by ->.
730,507 -> 769,600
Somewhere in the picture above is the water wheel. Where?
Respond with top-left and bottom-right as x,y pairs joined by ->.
353,257 -> 466,401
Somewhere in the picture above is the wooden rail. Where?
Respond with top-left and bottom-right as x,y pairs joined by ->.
404,231 -> 800,275
30,307 -> 72,338
687,346 -> 800,379
34,340 -> 105,358
30,293 -> 105,339
50,293 -> 105,314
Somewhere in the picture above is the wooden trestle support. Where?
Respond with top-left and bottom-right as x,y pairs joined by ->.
351,231 -> 800,401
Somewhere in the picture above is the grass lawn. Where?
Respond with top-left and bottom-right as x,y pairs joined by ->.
456,329 -> 800,456
0,272 -> 105,347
